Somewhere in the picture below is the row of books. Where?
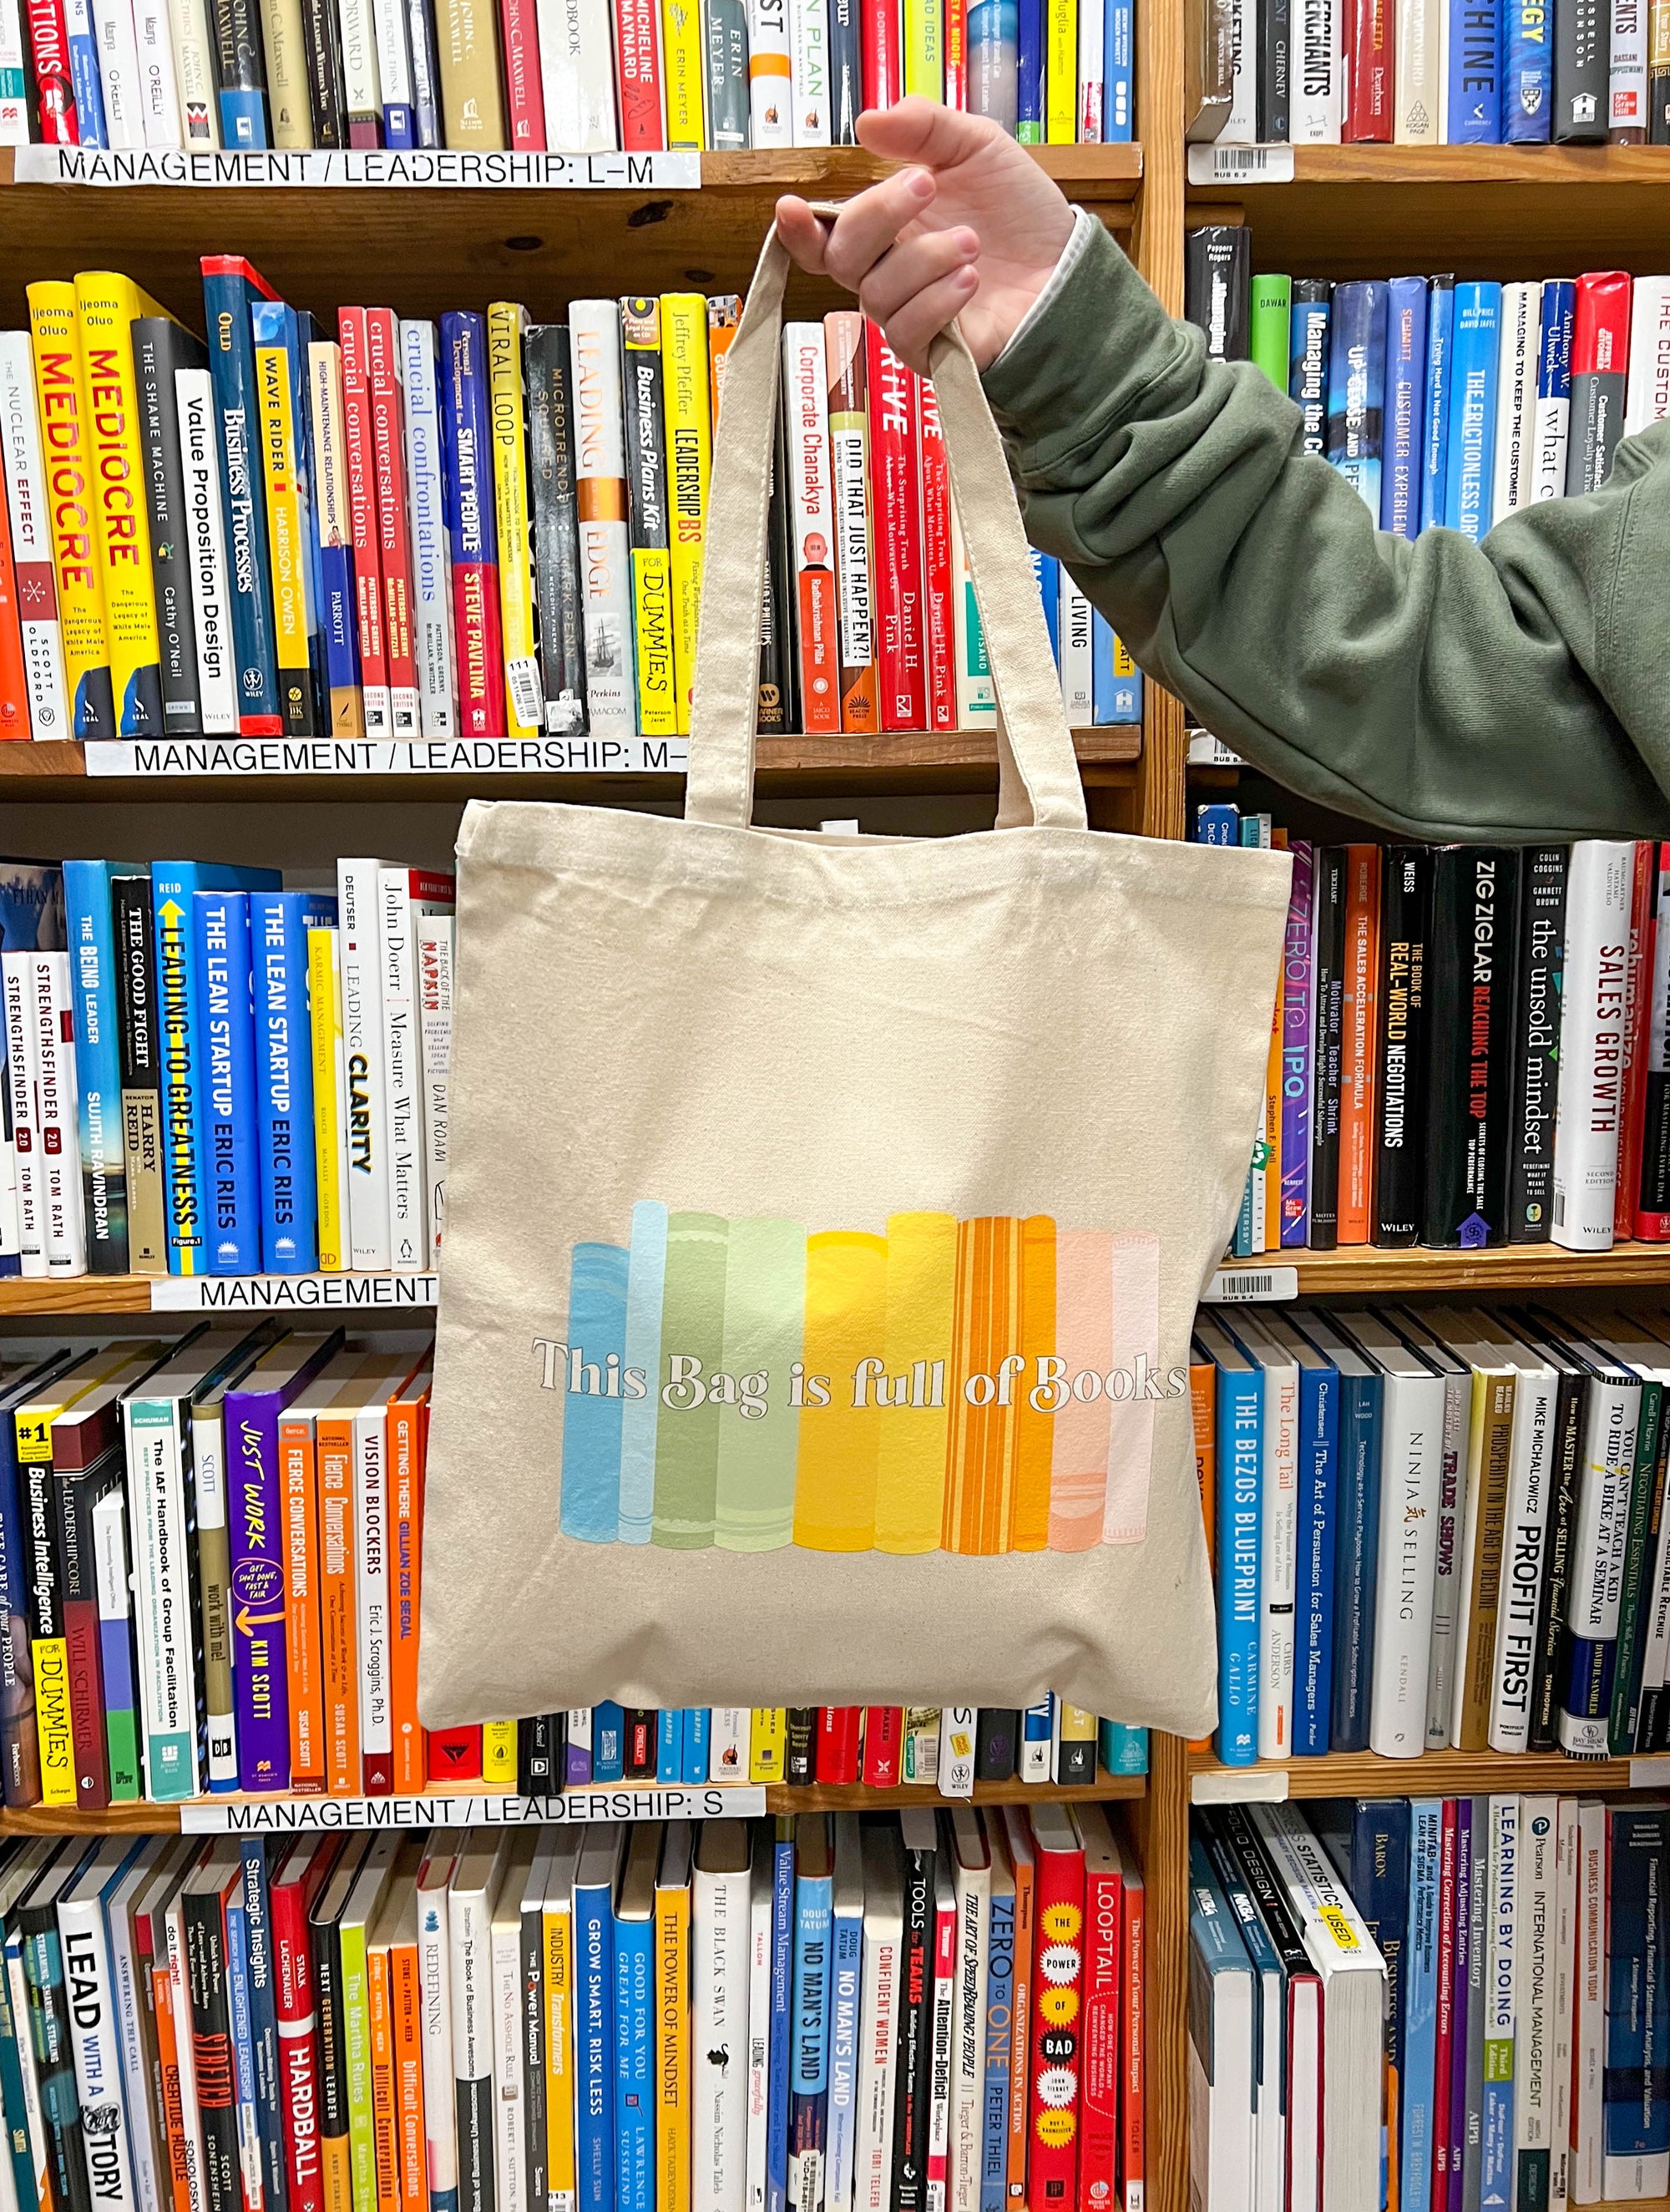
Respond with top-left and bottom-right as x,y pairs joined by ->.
0,1805 -> 1148,2212
1186,833 -> 1662,1256
1190,1794 -> 1670,2212
1207,0 -> 1670,143
0,0 -> 1137,155
1186,235 -> 1670,545
1191,1300 -> 1670,1769
0,261 -> 1141,749
0,1330 -> 1147,1809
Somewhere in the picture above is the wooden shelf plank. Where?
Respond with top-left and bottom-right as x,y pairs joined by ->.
1190,1748 -> 1639,1796
1287,1240 -> 1670,1295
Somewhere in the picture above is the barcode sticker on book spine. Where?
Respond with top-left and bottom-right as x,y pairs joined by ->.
507,656 -> 545,731
1186,144 -> 1298,184
1203,1266 -> 1298,1303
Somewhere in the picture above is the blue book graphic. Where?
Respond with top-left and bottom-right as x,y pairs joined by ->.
789,1832 -> 833,2212
655,1710 -> 682,1783
1504,0 -> 1551,136
1422,276 -> 1456,531
768,1823 -> 794,2212
1091,613 -> 1142,722
1203,1323 -> 1262,1765
1291,1336 -> 1339,1756
61,859 -> 136,1273
1097,1721 -> 1149,1774
1381,276 -> 1429,542
1103,0 -> 1133,137
201,257 -> 283,734
1401,1802 -> 1443,2212
1447,0 -> 1501,139
981,1870 -> 1013,2212
614,1861 -> 653,2212
248,890 -> 333,1274
1325,281 -> 1389,517
237,1841 -> 288,2212
1289,287 -> 1331,458
618,1200 -> 667,1546
1017,0 -> 1043,133
1445,282 -> 1503,544
561,1241 -> 631,1541
593,1702 -> 625,1783
1604,1805 -> 1670,2196
193,891 -> 261,1274
576,1830 -> 620,2212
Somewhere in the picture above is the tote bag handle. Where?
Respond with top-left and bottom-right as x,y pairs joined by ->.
684,215 -> 1091,835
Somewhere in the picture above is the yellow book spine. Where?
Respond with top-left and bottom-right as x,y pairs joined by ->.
256,329 -> 313,735
28,281 -> 111,736
748,1708 -> 786,1781
659,295 -> 710,736
655,1874 -> 691,2212
903,0 -> 943,99
622,296 -> 676,738
660,0 -> 706,144
309,928 -> 346,1272
544,1901 -> 575,2207
73,274 -> 168,736
482,1719 -> 517,1783
793,1229 -> 887,1551
487,301 -> 539,736
17,1410 -> 73,1805
1045,0 -> 1077,139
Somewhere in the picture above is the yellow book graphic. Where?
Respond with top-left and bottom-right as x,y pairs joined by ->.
903,0 -> 943,99
660,0 -> 706,144
544,1880 -> 575,2209
1045,0 -> 1077,138
654,1832 -> 691,2212
748,1708 -> 786,1781
73,273 -> 171,736
874,1212 -> 956,1556
28,281 -> 112,737
487,301 -> 539,736
309,927 -> 347,1272
659,295 -> 711,736
622,296 -> 676,738
1012,1214 -> 1056,1551
255,312 -> 316,737
793,1229 -> 887,1551
481,1719 -> 516,1784
943,1217 -> 1024,1556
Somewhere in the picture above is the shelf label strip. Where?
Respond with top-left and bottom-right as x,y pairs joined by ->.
1203,1266 -> 1299,1303
1187,144 -> 1296,185
180,1785 -> 768,1830
84,736 -> 688,777
151,1272 -> 438,1310
15,147 -> 702,189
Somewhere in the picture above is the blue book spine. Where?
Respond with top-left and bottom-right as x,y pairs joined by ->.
1102,0 -> 1132,136
1445,282 -> 1503,543
1380,277 -> 1430,541
218,80 -> 269,144
593,1702 -> 625,1782
1289,292 -> 1332,458
1422,278 -> 1456,531
613,1902 -> 652,2212
980,1886 -> 1013,2212
1022,1698 -> 1053,1773
1194,803 -> 1240,844
1325,281 -> 1390,518
681,1708 -> 709,1783
224,1885 -> 263,2212
1447,0 -> 1501,139
1503,0 -> 1551,135
250,891 -> 331,1274
1351,1799 -> 1411,2209
1096,1720 -> 1149,1774
62,0 -> 105,143
238,1841 -> 288,2212
1029,549 -> 1060,664
194,890 -> 261,1274
767,1831 -> 793,2212
826,1893 -> 862,2210
1330,1373 -> 1383,1751
1401,1802 -> 1443,2212
1091,613 -> 1141,723
293,311 -> 331,726
1017,0 -> 1043,133
61,859 -> 129,1273
1215,1359 -> 1263,1765
789,1865 -> 832,2211
201,260 -> 281,733
655,1710 -> 681,1784
577,1875 -> 615,2212
1535,280 -> 1575,494
1295,1360 -> 1339,1755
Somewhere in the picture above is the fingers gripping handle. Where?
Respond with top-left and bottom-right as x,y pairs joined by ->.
682,215 -> 1089,834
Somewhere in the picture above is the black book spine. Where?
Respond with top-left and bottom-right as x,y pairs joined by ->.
1291,278 -> 1332,457
112,873 -> 167,1276
19,1906 -> 93,2212
890,1846 -> 933,2212
524,324 -> 588,736
1653,0 -> 1670,139
1422,847 -> 1520,1247
624,1708 -> 656,1779
133,318 -> 205,736
1374,844 -> 1432,1247
784,1708 -> 817,1785
829,0 -> 861,139
974,1708 -> 1019,1782
406,0 -> 442,143
1553,0 -> 1611,135
211,0 -> 269,119
185,1890 -> 241,2212
1507,847 -> 1568,1243
521,1878 -> 546,2212
300,0 -> 347,144
759,403 -> 796,735
1528,1369 -> 1586,1751
1258,0 -> 1289,138
310,1898 -> 352,2206
1308,845 -> 1346,1249
1056,1726 -> 1096,1786
1183,226 -> 1251,362
516,1713 -> 554,1795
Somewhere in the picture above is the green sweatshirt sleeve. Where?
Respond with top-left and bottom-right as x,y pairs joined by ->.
980,220 -> 1670,843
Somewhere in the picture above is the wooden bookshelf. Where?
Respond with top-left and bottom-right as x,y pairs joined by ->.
1187,1746 -> 1653,1800
1288,1240 -> 1670,1296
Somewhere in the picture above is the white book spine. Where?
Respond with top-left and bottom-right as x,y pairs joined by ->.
1552,840 -> 1635,1252
371,0 -> 413,118
692,1860 -> 748,2212
377,869 -> 425,1271
746,1857 -> 772,2212
856,1912 -> 899,2212
1609,0 -> 1647,134
261,0 -> 311,140
1572,1802 -> 1606,2202
948,1856 -> 986,2212
949,503 -> 994,731
416,913 -> 453,1267
93,0 -> 147,144
34,951 -> 85,1276
1369,1374 -> 1446,1757
1221,0 -> 1255,139
827,1891 -> 863,2212
1531,287 -> 1571,501
337,858 -> 392,1271
1488,1364 -> 1557,1753
119,1422 -> 181,1758
105,1880 -> 161,2212
491,1911 -> 525,2212
788,0 -> 828,139
58,1891 -> 139,2212
341,0 -> 383,129
1490,281 -> 1538,518
1624,274 -> 1670,434
354,1400 -> 392,1774
1075,0 -> 1102,133
177,368 -> 239,734
400,320 -> 456,740
0,333 -> 69,736
1058,571 -> 1094,728
165,1903 -> 209,2212
538,0 -> 619,146
1394,0 -> 1441,138
1291,0 -> 1340,139
782,321 -> 834,721
711,1706 -> 749,1783
936,1708 -> 974,1800
448,1883 -> 494,2155
747,0 -> 792,139
1549,1797 -> 1578,2212
165,0 -> 219,137
0,0 -> 28,141
3,1941 -> 48,2212
3,953 -> 43,1278
191,1406 -> 237,1789
418,1877 -> 458,2208
1425,1367 -> 1470,1746
568,301 -> 635,736
131,0 -> 182,140
1257,1362 -> 1298,1761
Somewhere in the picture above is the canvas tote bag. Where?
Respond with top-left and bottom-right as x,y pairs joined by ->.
418,217 -> 1293,1739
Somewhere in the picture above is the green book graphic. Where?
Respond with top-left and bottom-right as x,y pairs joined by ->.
651,1212 -> 729,1549
714,1217 -> 807,1551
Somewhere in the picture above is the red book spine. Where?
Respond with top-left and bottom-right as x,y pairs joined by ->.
862,0 -> 900,104
1344,0 -> 1392,139
615,0 -> 665,147
944,0 -> 966,104
1616,838 -> 1656,1240
338,310 -> 390,738
271,1859 -> 327,2212
0,490 -> 31,736
1121,1867 -> 1144,2212
816,1706 -> 861,1784
64,1591 -> 109,1810
365,308 -> 419,737
1431,1799 -> 1458,2207
1029,1828 -> 1086,2211
916,373 -> 955,732
860,1705 -> 902,1786
865,321 -> 924,732
25,0 -> 77,140
498,0 -> 546,144
1078,1860 -> 1121,2212
1635,843 -> 1670,1240
427,1724 -> 483,1780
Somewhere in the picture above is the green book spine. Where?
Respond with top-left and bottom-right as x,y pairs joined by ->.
651,1212 -> 728,1549
1611,1378 -> 1666,1751
340,1919 -> 377,2212
713,1216 -> 806,1553
1249,275 -> 1293,391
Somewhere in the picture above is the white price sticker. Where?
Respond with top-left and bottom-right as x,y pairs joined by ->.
1187,730 -> 1245,767
1187,143 -> 1297,185
1203,1266 -> 1298,1303
506,656 -> 545,731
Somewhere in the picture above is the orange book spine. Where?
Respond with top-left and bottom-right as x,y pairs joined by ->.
317,1412 -> 360,1795
1339,843 -> 1383,1244
368,1949 -> 398,2212
392,1942 -> 428,2212
1004,1820 -> 1035,2204
387,1371 -> 430,1794
150,1957 -> 195,2212
281,1410 -> 326,1794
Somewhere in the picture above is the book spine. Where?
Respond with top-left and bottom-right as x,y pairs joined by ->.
210,0 -> 271,143
782,321 -> 839,735
33,953 -> 85,1275
567,299 -> 633,736
704,0 -> 749,142
1612,0 -> 1648,131
1447,0 -> 1500,134
355,1400 -> 392,1793
92,1485 -> 139,1796
133,323 -> 201,736
1445,281 -> 1503,542
535,0 -> 621,149
1374,843 -> 1430,1245
0,333 -> 69,736
365,307 -> 418,735
1491,279 -> 1539,515
201,263 -> 281,729
337,855 -> 392,1270
227,1389 -> 289,1792
1346,0 -> 1390,134
1291,0 -> 1339,134
61,862 -> 129,1273
337,309 -> 389,736
1559,1379 -> 1642,1755
918,373 -> 956,733
258,0 -> 309,135
1609,1378 -> 1665,1751
1553,842 -> 1634,1251
176,367 -> 240,735
124,1400 -> 200,1797
254,305 -> 321,736
1616,840 -> 1657,1240
748,0 -> 793,137
615,0 -> 665,140
25,0 -> 79,135
524,321 -> 587,736
1379,276 -> 1427,539
377,871 -> 427,1273
1509,846 -> 1568,1242
621,293 -> 676,738
1213,1361 -> 1261,1765
436,310 -> 505,737
1654,0 -> 1670,132
660,293 -> 708,736
28,282 -> 115,734
1505,0 -> 1552,131
487,301 -> 539,734
195,890 -> 261,1273
1566,270 -> 1632,493
866,324 -> 924,733
1419,274 -> 1455,528
306,927 -> 347,1270
1339,844 -> 1381,1244
790,0 -> 829,135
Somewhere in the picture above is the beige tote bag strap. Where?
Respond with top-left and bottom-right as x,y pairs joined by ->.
684,215 -> 1090,834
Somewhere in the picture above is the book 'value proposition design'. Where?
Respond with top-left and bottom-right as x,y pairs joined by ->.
533,1207 -> 1181,1556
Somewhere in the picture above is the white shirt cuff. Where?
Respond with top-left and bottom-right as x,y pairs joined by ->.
989,205 -> 1096,368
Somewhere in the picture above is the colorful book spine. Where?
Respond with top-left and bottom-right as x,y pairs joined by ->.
782,321 -> 839,734
917,373 -> 955,733
200,254 -> 282,732
339,306 -> 389,736
305,338 -> 362,736
1279,843 -> 1314,1248
252,296 -> 321,736
1445,281 -> 1503,543
27,281 -> 114,735
488,298 -> 540,736
621,293 -> 676,738
194,888 -> 261,1275
660,292 -> 708,736
1325,280 -> 1389,516
60,861 -> 129,1275
366,306 -> 418,735
1448,0 -> 1501,134
1565,269 -> 1632,494
438,309 -> 506,738
1381,275 -> 1428,540
866,323 -> 923,734
568,299 -> 634,736
1420,273 -> 1455,531
1532,278 -> 1576,503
